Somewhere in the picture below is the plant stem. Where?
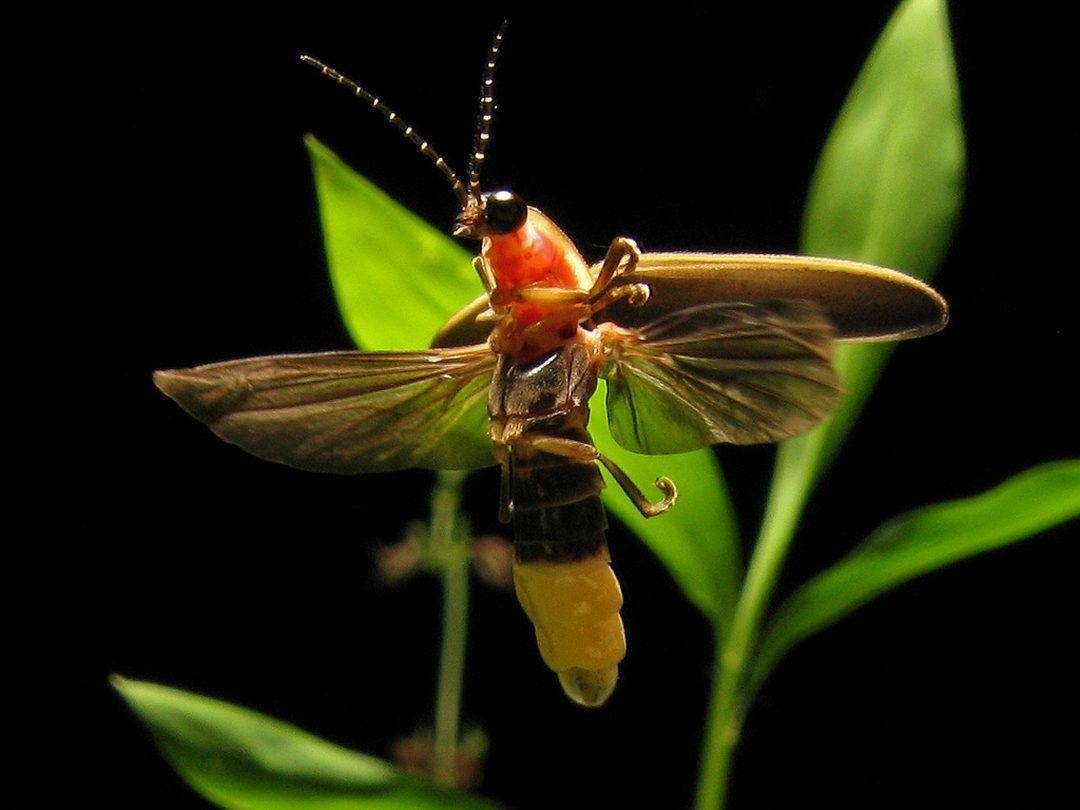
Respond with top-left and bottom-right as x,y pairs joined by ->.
430,470 -> 470,787
695,623 -> 740,810
694,457 -> 814,810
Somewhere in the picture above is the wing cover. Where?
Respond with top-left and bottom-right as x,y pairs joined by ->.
154,346 -> 497,473
596,253 -> 948,341
433,253 -> 948,348
601,302 -> 841,454
431,291 -> 492,348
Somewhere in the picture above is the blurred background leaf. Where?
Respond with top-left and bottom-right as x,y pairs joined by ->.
749,460 -> 1080,694
591,391 -> 740,631
768,0 -> 966,534
113,676 -> 499,809
307,136 -> 478,352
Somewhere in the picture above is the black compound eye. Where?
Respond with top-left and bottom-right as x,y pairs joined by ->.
483,190 -> 528,234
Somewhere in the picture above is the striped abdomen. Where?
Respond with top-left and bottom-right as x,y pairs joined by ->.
509,426 -> 626,707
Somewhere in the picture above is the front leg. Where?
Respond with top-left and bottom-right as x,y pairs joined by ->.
473,255 -> 497,293
589,236 -> 641,300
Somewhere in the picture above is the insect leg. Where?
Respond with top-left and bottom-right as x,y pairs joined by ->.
589,236 -> 641,300
596,455 -> 677,518
499,450 -> 514,523
524,435 -> 677,518
473,255 -> 497,292
514,287 -> 590,307
589,282 -> 651,312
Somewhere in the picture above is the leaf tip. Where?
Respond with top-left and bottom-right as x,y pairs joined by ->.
304,133 -> 334,165
109,673 -> 139,705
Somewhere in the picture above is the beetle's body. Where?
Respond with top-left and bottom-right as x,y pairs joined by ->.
489,339 -> 624,706
480,208 -> 632,706
153,34 -> 950,707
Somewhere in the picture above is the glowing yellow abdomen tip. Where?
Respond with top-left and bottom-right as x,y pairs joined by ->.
512,554 -> 627,706
559,665 -> 619,708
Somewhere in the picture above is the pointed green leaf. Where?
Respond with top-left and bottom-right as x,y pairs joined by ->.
749,461 -> 1080,694
113,676 -> 498,809
802,0 -> 965,276
769,0 -> 966,530
591,385 -> 740,631
306,136 -> 479,351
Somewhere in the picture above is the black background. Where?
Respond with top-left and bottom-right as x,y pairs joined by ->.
13,4 -> 1078,808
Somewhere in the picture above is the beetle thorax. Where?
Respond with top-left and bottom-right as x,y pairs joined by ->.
484,208 -> 588,291
483,208 -> 594,361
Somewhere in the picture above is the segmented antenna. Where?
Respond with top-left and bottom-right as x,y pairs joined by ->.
300,54 -> 470,208
467,21 -> 508,196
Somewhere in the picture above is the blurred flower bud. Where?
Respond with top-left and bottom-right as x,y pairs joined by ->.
390,726 -> 488,790
471,534 -> 514,589
374,521 -> 427,585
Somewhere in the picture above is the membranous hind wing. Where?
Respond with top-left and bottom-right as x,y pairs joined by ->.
154,344 -> 497,473
593,252 -> 947,453
599,301 -> 841,454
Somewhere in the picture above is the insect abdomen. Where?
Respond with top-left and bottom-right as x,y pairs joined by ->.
510,428 -> 626,707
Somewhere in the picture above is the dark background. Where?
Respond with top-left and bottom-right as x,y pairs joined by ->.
13,5 -> 1077,808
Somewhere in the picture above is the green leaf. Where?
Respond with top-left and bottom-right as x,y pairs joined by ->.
306,136 -> 479,351
802,0 -> 965,275
591,385 -> 741,631
113,676 -> 498,809
768,0 -> 966,528
748,461 -> 1080,695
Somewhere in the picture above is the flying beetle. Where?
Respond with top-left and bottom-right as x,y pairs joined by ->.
154,26 -> 948,707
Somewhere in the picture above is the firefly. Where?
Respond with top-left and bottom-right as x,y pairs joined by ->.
155,25 -> 947,707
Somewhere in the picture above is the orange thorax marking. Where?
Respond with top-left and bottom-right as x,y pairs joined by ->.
486,220 -> 579,290
484,209 -> 591,359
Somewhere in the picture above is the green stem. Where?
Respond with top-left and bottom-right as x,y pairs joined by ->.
695,454 -> 815,810
695,624 -> 740,810
430,470 -> 470,787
